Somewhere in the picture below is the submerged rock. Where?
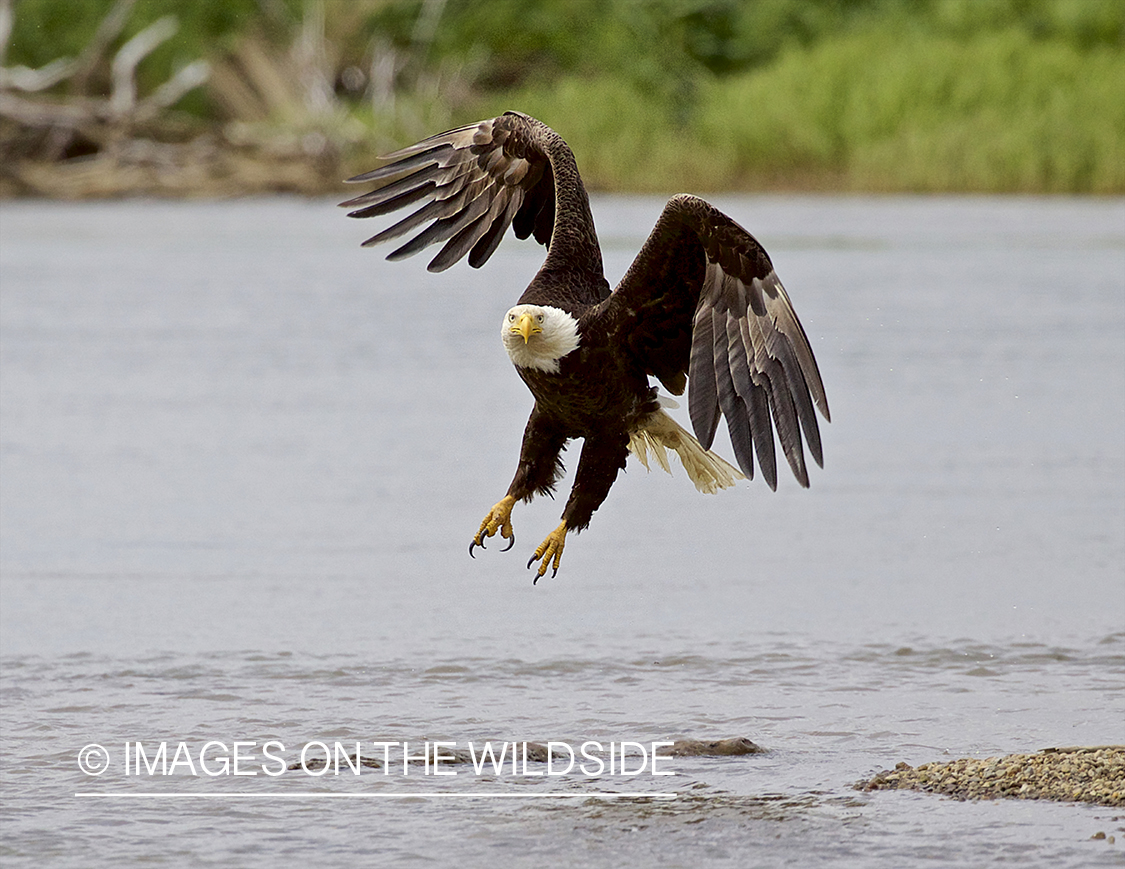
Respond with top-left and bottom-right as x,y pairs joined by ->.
419,742 -> 559,764
288,753 -> 381,771
517,742 -> 555,762
659,737 -> 766,757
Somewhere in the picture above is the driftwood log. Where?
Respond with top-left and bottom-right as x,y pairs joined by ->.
0,0 -> 341,198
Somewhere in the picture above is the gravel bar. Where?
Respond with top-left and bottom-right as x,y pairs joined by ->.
856,746 -> 1125,806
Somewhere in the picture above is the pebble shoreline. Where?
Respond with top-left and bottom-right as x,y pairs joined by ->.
857,746 -> 1125,807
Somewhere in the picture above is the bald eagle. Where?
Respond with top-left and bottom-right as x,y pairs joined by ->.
342,112 -> 829,580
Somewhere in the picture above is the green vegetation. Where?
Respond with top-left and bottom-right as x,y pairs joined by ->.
4,0 -> 1123,194
5,0 -> 275,118
493,27 -> 1124,193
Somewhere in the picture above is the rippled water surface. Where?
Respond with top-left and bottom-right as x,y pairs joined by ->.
2,196 -> 1123,867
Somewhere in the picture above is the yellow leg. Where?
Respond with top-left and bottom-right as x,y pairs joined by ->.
469,495 -> 517,556
527,520 -> 568,582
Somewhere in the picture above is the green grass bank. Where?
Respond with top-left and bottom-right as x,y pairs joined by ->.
475,28 -> 1124,194
5,0 -> 1124,196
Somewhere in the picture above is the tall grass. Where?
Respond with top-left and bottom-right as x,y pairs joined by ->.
706,28 -> 1125,193
477,27 -> 1125,194
8,0 -> 1123,193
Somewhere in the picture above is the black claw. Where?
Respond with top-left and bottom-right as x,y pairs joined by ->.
501,534 -> 515,552
469,539 -> 482,558
528,552 -> 548,585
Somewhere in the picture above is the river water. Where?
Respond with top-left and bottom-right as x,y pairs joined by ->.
1,195 -> 1122,867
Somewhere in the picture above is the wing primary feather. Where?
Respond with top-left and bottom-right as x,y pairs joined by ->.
773,372 -> 808,485
372,181 -> 490,256
722,311 -> 757,478
763,359 -> 808,486
744,314 -> 808,486
361,122 -> 480,164
743,376 -> 777,491
349,181 -> 436,221
770,331 -> 824,468
361,196 -> 455,250
758,275 -> 830,421
427,211 -> 491,272
340,162 -> 455,210
688,302 -> 721,450
711,309 -> 740,449
467,190 -> 523,269
428,162 -> 484,203
343,143 -> 459,186
387,189 -> 493,263
346,159 -> 476,221
429,185 -> 519,271
723,299 -> 777,492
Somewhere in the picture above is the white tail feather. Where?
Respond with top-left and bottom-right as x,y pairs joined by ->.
628,409 -> 744,494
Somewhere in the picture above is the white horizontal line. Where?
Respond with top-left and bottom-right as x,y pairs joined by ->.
75,792 -> 678,799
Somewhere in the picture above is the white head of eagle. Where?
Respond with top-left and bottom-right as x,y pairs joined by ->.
501,304 -> 580,373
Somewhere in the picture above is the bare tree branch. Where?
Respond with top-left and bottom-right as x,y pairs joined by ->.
70,0 -> 136,95
0,0 -> 12,69
110,14 -> 178,118
0,92 -> 107,127
1,58 -> 77,92
137,59 -> 210,119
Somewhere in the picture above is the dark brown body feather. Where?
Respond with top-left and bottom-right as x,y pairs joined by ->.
342,112 -> 829,538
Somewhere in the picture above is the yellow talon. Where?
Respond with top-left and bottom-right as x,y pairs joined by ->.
470,495 -> 516,556
528,520 -> 568,582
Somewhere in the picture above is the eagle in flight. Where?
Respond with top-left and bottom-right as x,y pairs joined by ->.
342,112 -> 829,581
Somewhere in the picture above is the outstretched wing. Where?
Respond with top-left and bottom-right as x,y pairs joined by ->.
340,112 -> 557,272
604,194 -> 829,489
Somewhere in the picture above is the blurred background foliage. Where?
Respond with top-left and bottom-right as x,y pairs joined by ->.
2,0 -> 1123,195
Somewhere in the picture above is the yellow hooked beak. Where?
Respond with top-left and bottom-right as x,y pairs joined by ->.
513,313 -> 542,344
